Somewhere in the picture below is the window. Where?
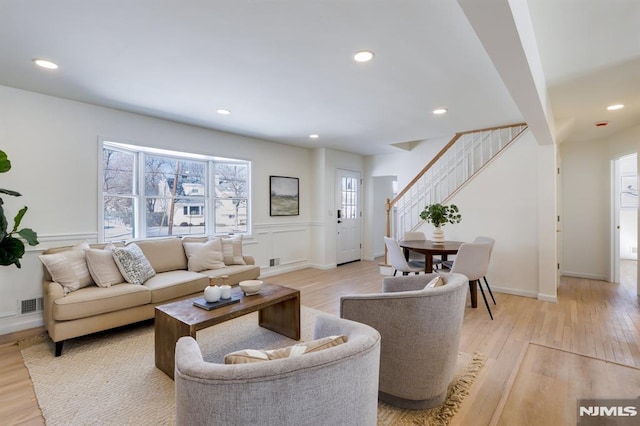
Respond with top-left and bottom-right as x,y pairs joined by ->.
101,142 -> 250,241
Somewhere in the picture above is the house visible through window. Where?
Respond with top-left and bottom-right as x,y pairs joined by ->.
101,142 -> 250,241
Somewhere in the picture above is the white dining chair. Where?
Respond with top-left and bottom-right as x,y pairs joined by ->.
449,242 -> 494,319
384,236 -> 424,276
473,236 -> 496,305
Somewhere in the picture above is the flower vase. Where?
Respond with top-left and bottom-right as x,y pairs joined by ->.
432,226 -> 445,245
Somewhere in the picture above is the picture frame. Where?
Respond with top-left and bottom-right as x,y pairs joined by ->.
620,174 -> 637,209
270,176 -> 299,216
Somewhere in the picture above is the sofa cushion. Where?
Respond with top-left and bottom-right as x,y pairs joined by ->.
133,238 -> 188,272
199,264 -> 260,285
39,241 -> 93,294
221,235 -> 246,265
224,335 -> 348,364
112,243 -> 156,285
143,270 -> 209,304
85,243 -> 125,288
53,283 -> 151,321
183,238 -> 225,272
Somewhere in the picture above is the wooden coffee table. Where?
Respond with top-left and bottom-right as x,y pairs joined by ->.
154,283 -> 300,379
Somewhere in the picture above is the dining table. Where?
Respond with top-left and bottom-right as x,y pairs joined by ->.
399,239 -> 477,308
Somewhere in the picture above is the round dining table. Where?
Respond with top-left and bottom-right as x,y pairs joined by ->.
399,239 -> 477,308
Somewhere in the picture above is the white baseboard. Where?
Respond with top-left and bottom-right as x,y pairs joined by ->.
0,314 -> 43,336
490,286 -> 538,299
562,271 -> 609,282
537,293 -> 558,303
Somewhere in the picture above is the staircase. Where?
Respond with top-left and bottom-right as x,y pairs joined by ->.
385,123 -> 528,243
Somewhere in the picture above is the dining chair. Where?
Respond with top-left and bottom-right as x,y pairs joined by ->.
473,236 -> 496,305
403,231 -> 443,271
442,237 -> 496,305
384,236 -> 424,276
448,242 -> 494,319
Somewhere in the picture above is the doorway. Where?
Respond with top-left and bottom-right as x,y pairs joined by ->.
336,169 -> 362,265
612,153 -> 637,289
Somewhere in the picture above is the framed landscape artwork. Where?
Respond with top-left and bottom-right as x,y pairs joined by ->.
270,176 -> 299,216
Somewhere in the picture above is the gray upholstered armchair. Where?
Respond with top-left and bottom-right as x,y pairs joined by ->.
340,273 -> 468,409
174,313 -> 381,426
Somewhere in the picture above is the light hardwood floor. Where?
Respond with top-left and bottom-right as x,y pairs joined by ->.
1,259 -> 638,425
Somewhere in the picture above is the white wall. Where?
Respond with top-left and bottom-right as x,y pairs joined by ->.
560,123 -> 640,281
0,85 -> 338,334
316,148 -> 365,267
368,130 -> 558,299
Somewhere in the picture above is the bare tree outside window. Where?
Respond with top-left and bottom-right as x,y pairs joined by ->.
103,148 -> 135,240
144,155 -> 207,237
101,143 -> 250,241
215,163 -> 248,233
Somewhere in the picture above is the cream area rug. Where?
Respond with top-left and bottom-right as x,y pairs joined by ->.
20,307 -> 484,426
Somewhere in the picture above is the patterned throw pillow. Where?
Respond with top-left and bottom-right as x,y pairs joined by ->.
221,235 -> 246,265
183,238 -> 226,272
112,243 -> 156,285
39,241 -> 93,294
224,335 -> 348,364
85,243 -> 125,288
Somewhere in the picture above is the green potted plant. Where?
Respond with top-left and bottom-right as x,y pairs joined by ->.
419,203 -> 461,244
0,150 -> 39,268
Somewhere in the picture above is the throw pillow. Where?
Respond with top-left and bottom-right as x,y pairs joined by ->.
425,276 -> 444,288
221,235 -> 246,265
85,243 -> 125,288
224,335 -> 348,364
39,241 -> 93,294
112,243 -> 156,285
183,238 -> 225,272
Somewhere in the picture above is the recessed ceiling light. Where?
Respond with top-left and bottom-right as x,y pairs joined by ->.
433,108 -> 448,115
354,50 -> 375,62
216,109 -> 231,115
33,59 -> 58,69
607,104 -> 624,111
309,134 -> 319,139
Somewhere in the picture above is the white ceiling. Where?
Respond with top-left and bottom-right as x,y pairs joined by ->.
0,0 -> 637,155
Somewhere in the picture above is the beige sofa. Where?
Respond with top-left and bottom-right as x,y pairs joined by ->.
41,237 -> 260,356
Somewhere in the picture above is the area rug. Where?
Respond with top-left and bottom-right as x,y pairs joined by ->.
19,307 -> 483,426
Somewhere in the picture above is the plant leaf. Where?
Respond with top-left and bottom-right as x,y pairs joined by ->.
0,235 -> 25,268
12,206 -> 27,232
0,188 -> 21,197
0,150 -> 10,173
18,228 -> 39,246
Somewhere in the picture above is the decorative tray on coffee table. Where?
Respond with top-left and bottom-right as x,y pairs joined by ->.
193,295 -> 241,311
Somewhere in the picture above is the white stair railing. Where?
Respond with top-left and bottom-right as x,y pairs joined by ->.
385,123 -> 527,243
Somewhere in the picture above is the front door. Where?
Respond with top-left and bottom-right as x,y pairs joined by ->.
336,169 -> 362,265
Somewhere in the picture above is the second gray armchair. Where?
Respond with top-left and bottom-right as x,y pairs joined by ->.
340,273 -> 468,409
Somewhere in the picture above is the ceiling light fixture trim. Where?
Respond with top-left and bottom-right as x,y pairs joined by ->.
353,50 -> 375,62
606,104 -> 624,111
216,109 -> 231,115
432,108 -> 448,115
33,59 -> 58,69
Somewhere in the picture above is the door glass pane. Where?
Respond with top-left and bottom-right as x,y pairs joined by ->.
341,177 -> 358,219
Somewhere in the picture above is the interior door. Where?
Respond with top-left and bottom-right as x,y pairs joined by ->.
336,169 -> 362,265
